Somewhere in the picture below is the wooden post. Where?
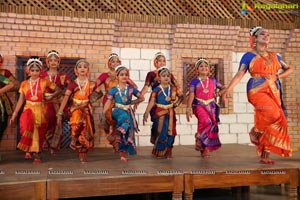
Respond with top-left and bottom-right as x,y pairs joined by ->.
47,182 -> 59,200
184,174 -> 193,200
34,182 -> 47,200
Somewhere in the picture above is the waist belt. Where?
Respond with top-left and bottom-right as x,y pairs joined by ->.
26,101 -> 42,105
156,103 -> 173,109
195,98 -> 215,105
115,103 -> 131,110
73,98 -> 89,105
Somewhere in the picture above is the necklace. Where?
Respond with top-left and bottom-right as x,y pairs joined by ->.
117,84 -> 128,103
108,71 -> 115,80
29,78 -> 39,100
48,73 -> 57,83
76,78 -> 88,96
255,50 -> 272,66
159,84 -> 171,101
199,77 -> 209,93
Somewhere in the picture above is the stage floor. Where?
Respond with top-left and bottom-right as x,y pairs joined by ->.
0,144 -> 299,200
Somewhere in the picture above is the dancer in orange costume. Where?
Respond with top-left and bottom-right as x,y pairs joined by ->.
10,57 -> 60,164
223,26 -> 293,164
57,59 -> 96,163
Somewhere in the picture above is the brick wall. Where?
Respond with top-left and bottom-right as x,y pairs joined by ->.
0,12 -> 299,151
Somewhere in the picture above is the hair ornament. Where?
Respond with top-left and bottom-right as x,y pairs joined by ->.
115,65 -> 128,72
158,66 -> 170,74
195,58 -> 209,67
108,53 -> 119,61
27,58 -> 43,69
75,59 -> 89,68
47,50 -> 59,58
249,26 -> 263,36
153,52 -> 166,69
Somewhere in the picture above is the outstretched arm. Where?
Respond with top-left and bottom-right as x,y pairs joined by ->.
133,85 -> 149,111
140,85 -> 149,98
221,70 -> 246,102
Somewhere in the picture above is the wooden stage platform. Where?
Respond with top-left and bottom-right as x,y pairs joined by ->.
0,144 -> 299,200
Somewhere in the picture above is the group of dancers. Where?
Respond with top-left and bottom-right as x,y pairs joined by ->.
0,26 -> 294,165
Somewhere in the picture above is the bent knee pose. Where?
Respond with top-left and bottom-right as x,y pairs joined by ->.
103,65 -> 144,162
143,66 -> 183,159
186,58 -> 225,158
223,26 -> 293,164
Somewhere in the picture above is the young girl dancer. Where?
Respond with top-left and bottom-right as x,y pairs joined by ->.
143,66 -> 183,159
186,58 -> 225,158
103,65 -> 144,162
40,50 -> 70,155
57,59 -> 96,163
10,57 -> 60,164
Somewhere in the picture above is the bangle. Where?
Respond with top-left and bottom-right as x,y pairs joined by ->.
56,110 -> 63,117
186,107 -> 192,113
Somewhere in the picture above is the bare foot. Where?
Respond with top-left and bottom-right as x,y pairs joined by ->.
120,156 -> 128,162
201,150 -> 210,158
33,158 -> 42,164
25,153 -> 32,159
79,153 -> 87,164
69,143 -> 76,150
260,159 -> 275,165
50,149 -> 56,156
167,156 -> 173,160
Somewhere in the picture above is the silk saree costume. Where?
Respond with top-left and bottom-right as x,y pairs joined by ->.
67,80 -> 96,154
40,71 -> 70,151
107,85 -> 140,156
241,51 -> 291,157
150,84 -> 180,158
97,73 -> 137,148
190,77 -> 222,152
18,79 -> 56,153
144,71 -> 179,121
